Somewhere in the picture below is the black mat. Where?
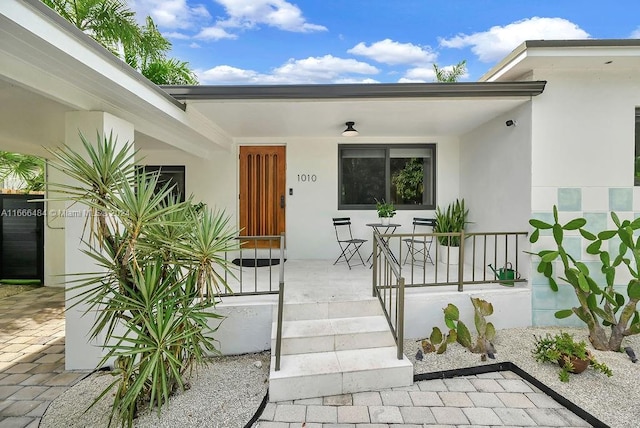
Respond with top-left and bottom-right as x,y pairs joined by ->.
232,258 -> 286,267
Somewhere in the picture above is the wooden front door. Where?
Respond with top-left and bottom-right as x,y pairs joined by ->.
239,146 -> 286,248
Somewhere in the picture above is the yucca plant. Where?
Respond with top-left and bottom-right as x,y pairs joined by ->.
47,132 -> 237,427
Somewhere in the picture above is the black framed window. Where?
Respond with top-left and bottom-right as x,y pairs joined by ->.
338,144 -> 436,209
143,165 -> 186,202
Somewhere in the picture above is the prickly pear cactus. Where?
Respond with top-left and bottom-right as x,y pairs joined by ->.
529,206 -> 640,351
421,298 -> 496,360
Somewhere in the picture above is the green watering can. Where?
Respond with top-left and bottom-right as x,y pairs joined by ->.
488,262 -> 520,286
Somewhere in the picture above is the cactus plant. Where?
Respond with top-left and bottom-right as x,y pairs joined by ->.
421,297 -> 496,359
529,206 -> 640,351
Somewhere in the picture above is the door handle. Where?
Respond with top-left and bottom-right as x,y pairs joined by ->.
280,195 -> 285,208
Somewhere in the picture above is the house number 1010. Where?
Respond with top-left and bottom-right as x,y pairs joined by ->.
297,174 -> 317,182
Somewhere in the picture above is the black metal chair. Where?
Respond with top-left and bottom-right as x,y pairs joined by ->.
332,217 -> 367,269
402,217 -> 436,265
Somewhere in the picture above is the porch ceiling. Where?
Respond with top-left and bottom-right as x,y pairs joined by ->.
187,96 -> 532,139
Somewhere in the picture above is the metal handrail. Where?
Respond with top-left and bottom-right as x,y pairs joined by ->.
275,233 -> 285,371
393,230 -> 528,288
372,229 -> 528,360
218,235 -> 284,296
371,230 -> 406,360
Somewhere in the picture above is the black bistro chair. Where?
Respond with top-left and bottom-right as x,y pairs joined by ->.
332,217 -> 367,269
402,217 -> 436,265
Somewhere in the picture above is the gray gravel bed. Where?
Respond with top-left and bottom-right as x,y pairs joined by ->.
41,352 -> 270,428
405,326 -> 640,428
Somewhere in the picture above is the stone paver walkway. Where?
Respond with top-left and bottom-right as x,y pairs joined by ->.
0,286 -> 598,428
0,287 -> 89,428
255,371 -> 593,427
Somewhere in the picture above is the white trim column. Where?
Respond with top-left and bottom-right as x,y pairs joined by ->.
62,111 -> 134,370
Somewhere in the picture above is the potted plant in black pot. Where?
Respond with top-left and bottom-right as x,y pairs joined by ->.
375,199 -> 396,226
433,198 -> 469,265
532,331 -> 612,382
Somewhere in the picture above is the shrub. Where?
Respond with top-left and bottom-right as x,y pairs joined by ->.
48,132 -> 236,427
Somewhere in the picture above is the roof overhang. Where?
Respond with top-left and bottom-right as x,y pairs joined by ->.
481,39 -> 640,82
162,82 -> 546,139
0,0 -> 231,157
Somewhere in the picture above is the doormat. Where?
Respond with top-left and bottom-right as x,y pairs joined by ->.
232,258 -> 286,268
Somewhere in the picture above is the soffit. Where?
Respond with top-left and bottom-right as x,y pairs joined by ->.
482,40 -> 640,82
188,96 -> 532,138
0,1 -> 229,157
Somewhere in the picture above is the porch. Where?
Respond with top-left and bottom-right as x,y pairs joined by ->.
213,232 -> 531,400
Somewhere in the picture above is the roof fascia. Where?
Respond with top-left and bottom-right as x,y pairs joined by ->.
481,39 -> 640,82
163,81 -> 546,101
19,0 -> 185,111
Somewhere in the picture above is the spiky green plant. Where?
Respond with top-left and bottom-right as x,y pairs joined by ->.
47,132 -> 236,427
529,206 -> 640,351
433,198 -> 470,247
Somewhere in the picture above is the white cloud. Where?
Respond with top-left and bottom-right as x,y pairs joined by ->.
198,65 -> 261,84
163,31 -> 190,40
440,17 -> 590,62
195,26 -> 238,40
198,55 -> 379,84
214,0 -> 327,33
348,39 -> 437,65
128,0 -> 210,30
189,42 -> 202,48
631,28 -> 640,39
399,67 -> 437,83
271,55 -> 378,83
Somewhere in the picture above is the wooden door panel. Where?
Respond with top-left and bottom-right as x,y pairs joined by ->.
239,146 -> 285,248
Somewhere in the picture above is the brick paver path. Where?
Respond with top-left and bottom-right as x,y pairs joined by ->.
256,371 -> 593,427
0,287 -> 89,428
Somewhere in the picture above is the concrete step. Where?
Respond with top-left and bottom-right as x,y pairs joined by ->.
271,315 -> 395,355
277,298 -> 382,321
268,346 -> 413,402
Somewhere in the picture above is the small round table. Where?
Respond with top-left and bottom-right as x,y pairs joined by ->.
366,222 -> 401,265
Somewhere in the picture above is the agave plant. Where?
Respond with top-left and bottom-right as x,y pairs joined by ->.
47,132 -> 237,427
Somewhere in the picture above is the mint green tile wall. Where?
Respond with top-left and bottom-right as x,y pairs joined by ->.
557,188 -> 581,211
609,188 -> 632,211
531,186 -> 635,327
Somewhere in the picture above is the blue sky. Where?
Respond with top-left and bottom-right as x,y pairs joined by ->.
128,0 -> 640,84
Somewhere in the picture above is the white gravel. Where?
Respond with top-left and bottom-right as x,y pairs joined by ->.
41,352 -> 270,428
42,327 -> 640,428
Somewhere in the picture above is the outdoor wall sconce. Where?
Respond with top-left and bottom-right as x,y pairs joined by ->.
341,121 -> 359,136
505,119 -> 517,127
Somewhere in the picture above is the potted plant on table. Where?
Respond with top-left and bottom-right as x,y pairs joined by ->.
532,331 -> 612,382
375,199 -> 396,226
433,198 -> 469,265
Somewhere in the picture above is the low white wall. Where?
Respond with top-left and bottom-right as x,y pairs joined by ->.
212,296 -> 277,355
208,287 -> 531,355
401,286 -> 531,340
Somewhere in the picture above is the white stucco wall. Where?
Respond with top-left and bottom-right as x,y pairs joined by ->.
63,111 -> 134,370
459,103 -> 533,232
529,68 -> 640,326
139,136 -> 460,260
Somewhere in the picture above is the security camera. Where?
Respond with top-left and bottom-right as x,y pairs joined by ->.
505,119 -> 516,127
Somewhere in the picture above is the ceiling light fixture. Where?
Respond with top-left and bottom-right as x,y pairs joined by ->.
341,121 -> 359,137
